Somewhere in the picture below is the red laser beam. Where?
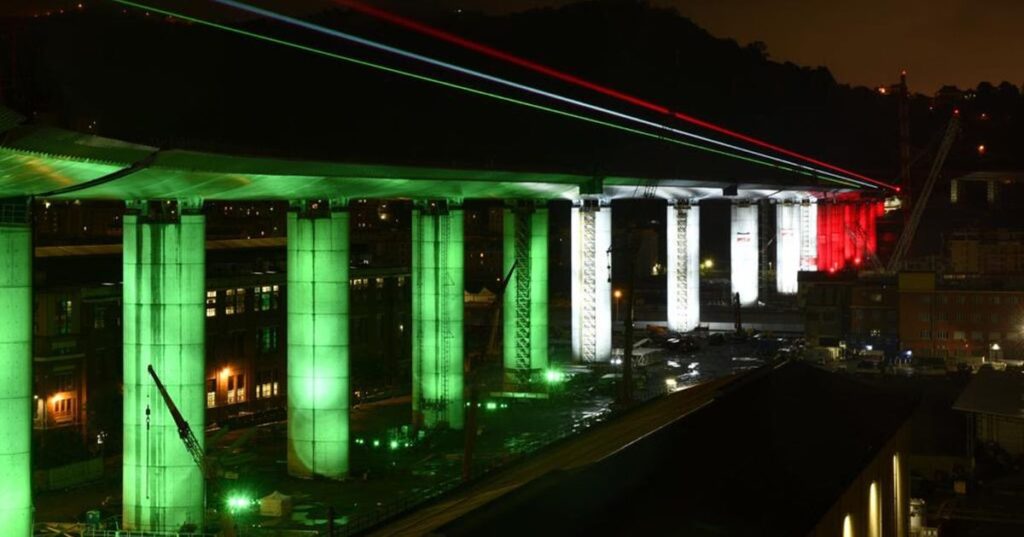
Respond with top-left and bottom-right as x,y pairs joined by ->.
334,0 -> 898,191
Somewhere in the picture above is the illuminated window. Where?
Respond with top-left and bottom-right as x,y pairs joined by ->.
225,288 -> 246,316
375,277 -> 385,288
227,375 -> 236,404
254,285 -> 280,311
397,276 -> 406,287
953,331 -> 965,341
206,379 -> 216,408
258,327 -> 278,353
206,291 -> 217,317
256,370 -> 279,400
842,514 -> 853,537
51,396 -> 76,423
56,297 -> 73,335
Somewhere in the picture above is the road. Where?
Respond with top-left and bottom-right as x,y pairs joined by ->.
367,373 -> 739,536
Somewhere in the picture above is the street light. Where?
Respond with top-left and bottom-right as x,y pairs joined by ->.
613,289 -> 623,321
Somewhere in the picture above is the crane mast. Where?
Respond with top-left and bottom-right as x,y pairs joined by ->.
887,112 -> 960,272
147,364 -> 206,474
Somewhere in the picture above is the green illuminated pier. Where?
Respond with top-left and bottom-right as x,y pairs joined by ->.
287,203 -> 350,479
122,201 -> 206,531
412,201 -> 465,429
0,220 -> 32,537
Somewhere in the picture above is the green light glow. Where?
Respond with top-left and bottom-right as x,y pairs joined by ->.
412,203 -> 465,429
503,206 -> 549,384
0,223 -> 31,537
109,0 -> 861,189
287,209 -> 350,479
122,207 -> 205,531
544,370 -> 566,384
226,495 -> 256,512
388,439 -> 399,450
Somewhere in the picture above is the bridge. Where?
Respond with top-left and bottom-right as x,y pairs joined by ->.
0,3 -> 897,535
0,112 -> 889,535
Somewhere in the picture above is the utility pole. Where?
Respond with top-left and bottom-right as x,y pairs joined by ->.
616,227 -> 638,405
898,69 -> 912,211
462,262 -> 516,482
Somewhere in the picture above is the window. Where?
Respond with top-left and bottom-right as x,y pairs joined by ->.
991,313 -> 1000,323
258,327 -> 278,353
954,311 -> 966,321
256,370 -> 279,400
56,297 -> 73,335
971,313 -> 983,322
972,296 -> 984,305
206,291 -> 217,317
971,331 -> 983,341
206,379 -> 216,408
51,396 -> 76,423
918,312 -> 930,322
397,276 -> 406,287
992,296 -> 1002,305
919,330 -> 930,340
93,304 -> 108,329
227,374 -> 245,404
870,329 -> 881,337
853,310 -> 864,320
375,277 -> 385,289
936,331 -> 948,340
989,332 -> 1001,341
225,288 -> 246,315
955,295 -> 966,305
1009,296 -> 1019,306
254,285 -> 281,311
919,295 -> 931,305
953,331 -> 965,341
939,295 -> 949,305
869,293 -> 882,303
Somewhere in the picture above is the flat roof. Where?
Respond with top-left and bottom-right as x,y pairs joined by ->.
954,369 -> 1024,420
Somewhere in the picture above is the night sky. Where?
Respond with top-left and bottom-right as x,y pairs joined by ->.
6,0 -> 1021,93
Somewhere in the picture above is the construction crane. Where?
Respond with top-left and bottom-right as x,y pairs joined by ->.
148,364 -> 206,475
886,112 -> 961,272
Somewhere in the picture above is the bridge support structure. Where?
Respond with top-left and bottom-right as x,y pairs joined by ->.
799,199 -> 818,272
666,200 -> 700,332
412,200 -> 465,430
122,199 -> 206,532
287,201 -> 350,479
0,202 -> 32,537
775,201 -> 802,295
731,201 -> 759,307
503,201 -> 549,386
571,199 -> 611,362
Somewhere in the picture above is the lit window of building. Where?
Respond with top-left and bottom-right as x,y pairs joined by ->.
206,379 -> 216,408
258,326 -> 278,353
206,291 -> 217,317
254,285 -> 280,311
56,297 -> 73,335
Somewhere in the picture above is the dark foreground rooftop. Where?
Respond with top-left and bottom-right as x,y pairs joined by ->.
436,361 -> 917,537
